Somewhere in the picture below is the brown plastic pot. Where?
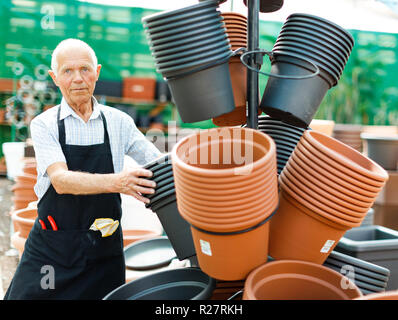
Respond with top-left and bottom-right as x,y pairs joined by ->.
279,173 -> 365,224
212,56 -> 248,126
12,196 -> 37,210
22,164 -> 37,176
173,161 -> 276,193
288,150 -> 376,204
172,127 -> 276,178
14,173 -> 37,185
303,130 -> 388,184
243,260 -> 362,300
175,177 -> 277,211
178,201 -> 276,231
189,219 -> 270,281
176,188 -> 278,222
297,139 -> 383,194
269,190 -> 352,264
282,165 -> 370,215
11,208 -> 37,238
225,26 -> 247,33
173,162 -> 277,200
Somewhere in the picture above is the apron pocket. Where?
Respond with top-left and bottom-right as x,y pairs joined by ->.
28,223 -> 90,269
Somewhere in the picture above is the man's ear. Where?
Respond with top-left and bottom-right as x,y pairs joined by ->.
48,70 -> 58,87
96,64 -> 102,81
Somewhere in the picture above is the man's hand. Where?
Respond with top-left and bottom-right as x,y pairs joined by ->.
47,162 -> 156,204
114,168 -> 156,204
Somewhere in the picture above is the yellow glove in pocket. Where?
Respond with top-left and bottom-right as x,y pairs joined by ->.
89,218 -> 119,237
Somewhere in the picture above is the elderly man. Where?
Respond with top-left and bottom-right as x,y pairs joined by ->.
5,38 -> 162,299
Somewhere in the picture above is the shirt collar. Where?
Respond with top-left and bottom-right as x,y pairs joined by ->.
59,96 -> 101,121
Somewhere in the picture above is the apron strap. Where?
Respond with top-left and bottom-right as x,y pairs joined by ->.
57,104 -> 110,148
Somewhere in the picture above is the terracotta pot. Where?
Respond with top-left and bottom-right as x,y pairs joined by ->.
212,56 -> 248,127
12,196 -> 37,210
222,17 -> 247,25
11,184 -> 37,198
122,229 -> 163,247
269,190 -> 353,264
11,208 -> 38,238
177,189 -> 278,223
282,164 -> 370,215
190,220 -> 269,281
303,130 -> 388,185
14,173 -> 37,186
243,260 -> 362,300
172,150 -> 276,186
309,119 -> 335,136
221,12 -> 247,20
296,139 -> 382,194
288,149 -> 376,203
11,231 -> 26,258
172,127 -> 276,178
279,174 -> 364,225
225,25 -> 247,33
178,202 -> 275,232
354,290 -> 398,300
173,162 -> 277,199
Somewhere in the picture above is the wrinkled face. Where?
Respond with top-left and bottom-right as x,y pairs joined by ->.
49,47 -> 101,107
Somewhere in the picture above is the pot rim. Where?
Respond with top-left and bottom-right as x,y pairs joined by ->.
304,130 -> 388,183
172,127 -> 276,177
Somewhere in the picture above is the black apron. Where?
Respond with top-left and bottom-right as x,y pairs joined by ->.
5,105 -> 125,300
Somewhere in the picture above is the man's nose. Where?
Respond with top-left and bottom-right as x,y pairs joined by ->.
72,70 -> 83,82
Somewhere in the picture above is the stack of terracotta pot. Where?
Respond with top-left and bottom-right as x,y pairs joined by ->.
11,207 -> 38,257
243,260 -> 362,300
269,130 -> 389,264
212,12 -> 261,126
332,124 -> 363,152
11,157 -> 38,210
172,127 -> 279,281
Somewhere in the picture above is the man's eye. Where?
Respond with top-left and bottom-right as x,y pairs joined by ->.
64,69 -> 71,73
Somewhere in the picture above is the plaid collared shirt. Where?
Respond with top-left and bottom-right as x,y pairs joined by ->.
30,97 -> 162,200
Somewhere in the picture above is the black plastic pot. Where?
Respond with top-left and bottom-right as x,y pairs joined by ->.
266,136 -> 299,150
275,37 -> 347,70
156,45 -> 230,69
277,31 -> 349,62
143,153 -> 171,170
243,0 -> 284,13
153,33 -> 228,58
154,38 -> 230,64
152,170 -> 174,184
166,60 -> 235,123
146,188 -> 176,209
150,28 -> 226,52
259,53 -> 333,128
147,16 -> 224,42
258,126 -> 305,139
103,267 -> 216,300
152,199 -> 196,260
142,1 -> 219,25
258,124 -> 306,136
154,176 -> 175,191
147,182 -> 175,200
124,236 -> 177,270
360,133 -> 398,171
287,13 -> 354,46
149,23 -> 225,46
271,45 -> 341,82
146,11 -> 221,35
281,23 -> 352,55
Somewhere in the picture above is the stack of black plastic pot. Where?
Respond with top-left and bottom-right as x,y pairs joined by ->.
324,251 -> 390,295
260,13 -> 354,129
142,1 -> 235,123
143,153 -> 196,261
244,115 -> 307,174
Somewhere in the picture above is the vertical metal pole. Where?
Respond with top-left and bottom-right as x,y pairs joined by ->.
246,0 -> 260,129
